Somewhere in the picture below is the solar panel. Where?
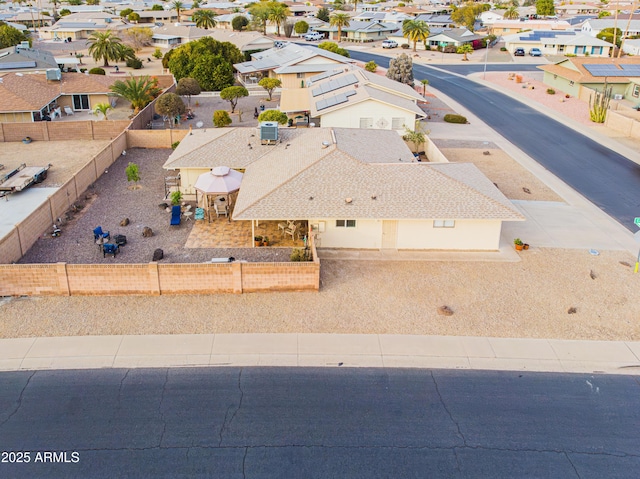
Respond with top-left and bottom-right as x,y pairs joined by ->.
309,69 -> 342,83
621,65 -> 640,76
315,92 -> 354,111
583,64 -> 627,77
0,61 -> 37,70
311,73 -> 358,97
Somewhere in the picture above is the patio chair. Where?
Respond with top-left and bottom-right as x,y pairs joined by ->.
170,205 -> 181,226
214,203 -> 227,218
284,224 -> 297,241
93,226 -> 110,241
103,243 -> 119,258
64,106 -> 74,116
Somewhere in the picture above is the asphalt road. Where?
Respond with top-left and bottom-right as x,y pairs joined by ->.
348,51 -> 640,231
1,367 -> 639,478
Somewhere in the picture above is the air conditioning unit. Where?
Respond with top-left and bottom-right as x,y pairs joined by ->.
613,94 -> 623,100
45,68 -> 62,81
260,121 -> 279,144
16,41 -> 30,51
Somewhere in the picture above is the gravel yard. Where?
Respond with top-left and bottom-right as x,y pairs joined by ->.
1,248 -> 639,340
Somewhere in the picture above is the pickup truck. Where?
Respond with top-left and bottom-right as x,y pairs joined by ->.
304,32 -> 323,41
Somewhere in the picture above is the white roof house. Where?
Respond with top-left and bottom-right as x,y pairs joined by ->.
582,18 -> 640,37
503,30 -> 613,56
164,126 -> 524,250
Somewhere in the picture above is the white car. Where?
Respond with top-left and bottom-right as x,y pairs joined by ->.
381,40 -> 398,49
304,32 -> 323,41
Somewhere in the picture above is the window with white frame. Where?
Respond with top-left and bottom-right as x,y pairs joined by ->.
433,219 -> 455,228
359,117 -> 373,129
336,219 -> 357,228
391,117 -> 404,130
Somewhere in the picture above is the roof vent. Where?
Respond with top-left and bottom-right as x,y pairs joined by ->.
345,197 -> 352,204
260,121 -> 279,145
321,141 -> 330,148
46,68 -> 62,81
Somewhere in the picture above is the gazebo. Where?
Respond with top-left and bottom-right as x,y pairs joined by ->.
193,166 -> 243,222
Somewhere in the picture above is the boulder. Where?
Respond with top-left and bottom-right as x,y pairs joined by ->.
120,218 -> 130,227
152,249 -> 164,261
437,305 -> 454,316
142,227 -> 153,238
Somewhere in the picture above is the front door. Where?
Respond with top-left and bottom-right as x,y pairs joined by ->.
381,220 -> 397,249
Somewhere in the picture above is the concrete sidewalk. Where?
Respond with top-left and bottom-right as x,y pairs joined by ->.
1,334 -> 639,375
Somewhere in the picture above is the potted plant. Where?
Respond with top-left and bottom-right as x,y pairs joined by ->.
262,236 -> 269,246
514,238 -> 524,251
254,235 -> 262,247
523,243 -> 530,250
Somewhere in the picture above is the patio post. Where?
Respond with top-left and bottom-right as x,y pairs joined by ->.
251,221 -> 255,248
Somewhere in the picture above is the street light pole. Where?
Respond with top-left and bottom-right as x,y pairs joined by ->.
483,41 -> 489,79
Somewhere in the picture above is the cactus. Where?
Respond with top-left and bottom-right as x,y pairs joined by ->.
589,83 -> 612,123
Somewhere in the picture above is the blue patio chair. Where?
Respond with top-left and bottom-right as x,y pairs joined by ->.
170,205 -> 181,226
103,243 -> 119,258
93,226 -> 110,241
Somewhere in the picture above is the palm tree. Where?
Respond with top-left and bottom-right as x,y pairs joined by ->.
110,76 -> 155,114
268,3 -> 290,36
329,13 -> 350,42
503,6 -> 519,19
94,103 -> 112,120
192,9 -> 217,29
457,43 -> 474,61
87,31 -> 124,67
402,20 -> 430,52
172,0 -> 184,19
420,79 -> 429,96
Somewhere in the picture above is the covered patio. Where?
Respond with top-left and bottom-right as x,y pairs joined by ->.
185,219 -> 308,249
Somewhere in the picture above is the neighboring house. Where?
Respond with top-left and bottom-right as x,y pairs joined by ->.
352,11 -> 411,25
213,13 -> 251,30
151,24 -> 215,48
555,4 -> 602,16
581,18 -> 640,37
233,43 -> 355,88
0,45 -> 58,73
283,3 -> 317,17
279,66 -> 426,130
0,71 -> 116,122
39,12 -> 127,41
538,57 -> 640,99
425,27 -> 485,49
206,30 -> 274,53
503,30 -> 613,56
135,10 -> 180,25
479,11 -> 505,26
163,126 -> 524,251
413,13 -> 456,29
622,38 -> 640,55
488,19 -> 572,36
315,20 -> 399,42
2,12 -> 54,29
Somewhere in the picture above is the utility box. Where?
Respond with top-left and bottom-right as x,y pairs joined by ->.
260,121 -> 279,145
46,68 -> 62,81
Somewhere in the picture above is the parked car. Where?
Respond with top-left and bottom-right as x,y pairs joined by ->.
514,48 -> 525,56
381,39 -> 398,49
529,48 -> 542,57
304,32 -> 323,41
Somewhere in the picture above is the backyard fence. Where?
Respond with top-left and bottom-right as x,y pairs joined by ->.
0,120 -> 130,142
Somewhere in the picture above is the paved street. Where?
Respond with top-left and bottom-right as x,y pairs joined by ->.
348,51 -> 640,232
0,367 -> 639,478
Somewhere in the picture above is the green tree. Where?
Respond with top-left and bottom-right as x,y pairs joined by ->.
213,110 -> 232,127
128,12 -> 140,23
155,93 -> 186,128
153,47 -> 163,59
258,77 -> 281,101
365,60 -> 377,72
151,4 -> 164,10
316,7 -> 330,22
503,6 -> 519,19
258,109 -> 288,124
87,31 -> 124,67
59,8 -> 71,16
451,2 -> 485,31
120,8 -> 133,17
402,19 -> 429,52
109,75 -> 156,113
403,127 -> 425,153
457,43 -> 474,61
175,77 -> 201,106
318,41 -> 350,57
122,26 -> 152,51
249,2 -> 271,34
125,162 -> 140,184
535,0 -> 555,16
93,102 -> 112,120
386,52 -> 414,85
166,37 -> 243,91
268,2 -> 290,36
172,0 -> 185,18
598,11 -> 611,18
232,15 -> 249,31
596,27 -> 622,48
0,23 -> 29,49
294,20 -> 309,34
192,9 -> 217,29
220,86 -> 249,113
329,12 -> 350,41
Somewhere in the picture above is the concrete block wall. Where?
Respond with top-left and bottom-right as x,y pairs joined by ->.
126,129 -> 190,149
0,263 -> 61,295
605,110 -> 635,136
158,263 -> 239,294
0,121 -> 130,143
16,201 -> 54,258
241,262 -> 320,292
66,264 -> 155,295
0,230 -> 22,264
424,136 -> 449,163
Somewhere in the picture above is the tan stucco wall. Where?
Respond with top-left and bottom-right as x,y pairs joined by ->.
319,100 -> 415,131
0,112 -> 32,123
397,219 -> 502,250
310,218 -> 382,248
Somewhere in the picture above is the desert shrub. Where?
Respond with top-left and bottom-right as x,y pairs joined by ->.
89,67 -> 105,75
401,43 -> 410,49
213,110 -> 232,127
500,46 -> 507,51
126,57 -> 143,69
444,114 -> 468,124
290,248 -> 309,261
546,88 -> 555,94
364,60 -> 377,72
171,141 -> 180,150
170,191 -> 182,205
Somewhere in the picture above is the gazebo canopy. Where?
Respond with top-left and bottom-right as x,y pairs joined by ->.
194,166 -> 243,195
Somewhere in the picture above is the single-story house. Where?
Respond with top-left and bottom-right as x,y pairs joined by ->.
135,10 -> 180,25
582,18 -> 640,38
213,13 -> 251,30
352,11 -> 412,25
2,12 -> 54,28
503,30 -> 613,57
555,4 -> 601,16
413,13 -> 456,29
315,20 -> 399,42
426,27 -> 485,49
233,43 -> 355,88
622,38 -> 640,56
0,45 -> 59,73
163,126 -> 524,250
39,12 -> 128,41
206,30 -> 274,53
0,71 -> 116,122
538,57 -> 640,99
488,19 -> 572,36
279,66 -> 425,131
